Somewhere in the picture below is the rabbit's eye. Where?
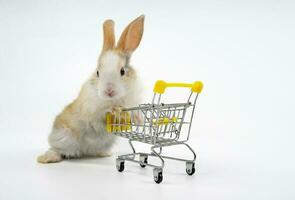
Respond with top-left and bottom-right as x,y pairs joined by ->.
120,67 -> 125,76
96,70 -> 99,77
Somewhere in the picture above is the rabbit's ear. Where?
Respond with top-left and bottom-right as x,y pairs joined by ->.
116,15 -> 145,54
102,19 -> 115,51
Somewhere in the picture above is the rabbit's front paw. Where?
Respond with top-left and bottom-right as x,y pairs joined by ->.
37,150 -> 62,163
111,106 -> 123,115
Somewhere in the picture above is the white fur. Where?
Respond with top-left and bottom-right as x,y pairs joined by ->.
97,52 -> 127,100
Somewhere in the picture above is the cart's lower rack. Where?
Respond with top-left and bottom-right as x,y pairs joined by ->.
115,140 -> 196,184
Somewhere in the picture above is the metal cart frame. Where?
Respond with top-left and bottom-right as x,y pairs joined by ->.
106,80 -> 203,183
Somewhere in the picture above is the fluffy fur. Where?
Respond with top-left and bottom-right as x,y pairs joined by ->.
37,15 -> 145,163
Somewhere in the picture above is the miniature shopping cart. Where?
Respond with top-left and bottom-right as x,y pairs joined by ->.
106,80 -> 203,183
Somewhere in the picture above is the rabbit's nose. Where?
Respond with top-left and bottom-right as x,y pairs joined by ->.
105,88 -> 115,97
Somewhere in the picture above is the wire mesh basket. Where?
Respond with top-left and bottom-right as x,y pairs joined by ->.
106,80 -> 203,183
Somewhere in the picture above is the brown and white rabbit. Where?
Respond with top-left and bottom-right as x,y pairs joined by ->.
37,15 -> 145,163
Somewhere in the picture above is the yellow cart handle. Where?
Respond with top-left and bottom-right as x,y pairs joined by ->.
153,80 -> 203,94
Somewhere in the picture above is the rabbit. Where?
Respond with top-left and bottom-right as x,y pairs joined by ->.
37,15 -> 145,163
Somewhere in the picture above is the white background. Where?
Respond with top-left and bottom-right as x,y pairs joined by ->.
1,0 -> 295,199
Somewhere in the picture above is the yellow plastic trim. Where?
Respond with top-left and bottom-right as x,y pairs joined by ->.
106,112 -> 112,133
106,112 -> 131,133
171,117 -> 178,123
153,117 -> 179,125
153,80 -> 203,94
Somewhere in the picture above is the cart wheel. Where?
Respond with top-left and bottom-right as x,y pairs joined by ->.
139,154 -> 148,168
153,168 -> 163,184
116,159 -> 125,172
186,162 -> 195,176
